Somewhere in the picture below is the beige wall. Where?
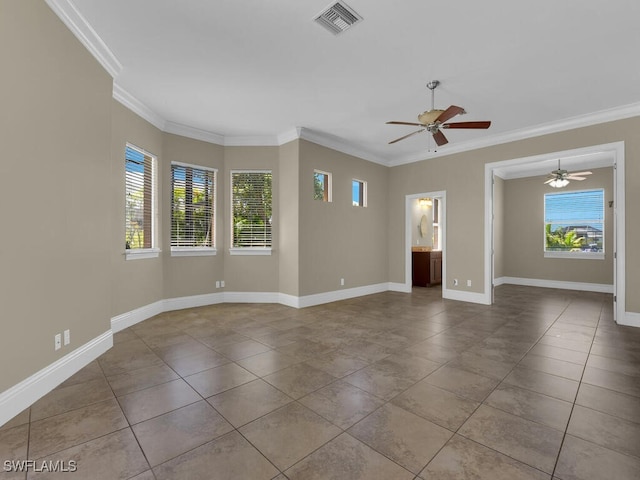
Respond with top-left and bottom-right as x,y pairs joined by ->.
389,117 -> 640,313
0,1 -> 113,391
162,134 -> 225,299
298,141 -> 389,295
502,168 -> 613,284
110,102 -> 164,316
278,140 -> 300,297
389,153 -> 486,293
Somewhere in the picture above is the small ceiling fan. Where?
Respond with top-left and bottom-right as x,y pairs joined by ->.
386,80 -> 491,147
544,160 -> 592,188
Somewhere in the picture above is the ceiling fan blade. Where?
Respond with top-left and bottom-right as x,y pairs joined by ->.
386,121 -> 424,126
566,176 -> 587,181
435,105 -> 465,124
433,130 -> 448,146
442,121 -> 492,129
388,129 -> 425,144
544,178 -> 554,184
568,171 -> 592,176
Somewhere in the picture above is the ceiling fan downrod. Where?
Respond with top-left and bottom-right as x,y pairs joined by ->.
426,80 -> 439,111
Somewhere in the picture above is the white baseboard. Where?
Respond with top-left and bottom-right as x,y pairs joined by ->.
297,283 -> 389,308
0,330 -> 112,427
110,284 -> 397,332
442,287 -> 492,305
496,276 -> 614,294
164,292 -> 224,312
388,282 -> 411,293
223,291 -> 281,304
618,311 -> 640,328
111,300 -> 164,333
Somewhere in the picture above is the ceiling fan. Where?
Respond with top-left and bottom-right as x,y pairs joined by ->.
544,160 -> 592,188
386,80 -> 491,147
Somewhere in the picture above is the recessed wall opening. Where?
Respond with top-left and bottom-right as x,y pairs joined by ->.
485,142 -> 626,324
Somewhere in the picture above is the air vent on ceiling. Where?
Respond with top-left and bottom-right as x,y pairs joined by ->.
314,1 -> 363,35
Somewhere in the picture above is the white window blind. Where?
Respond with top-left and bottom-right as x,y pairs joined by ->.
544,189 -> 604,253
171,163 -> 215,248
125,145 -> 155,250
231,171 -> 272,248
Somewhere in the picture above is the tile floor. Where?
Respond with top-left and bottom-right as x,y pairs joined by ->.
2,285 -> 640,479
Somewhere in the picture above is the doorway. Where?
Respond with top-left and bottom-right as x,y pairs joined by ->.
404,191 -> 446,293
484,141 -> 626,324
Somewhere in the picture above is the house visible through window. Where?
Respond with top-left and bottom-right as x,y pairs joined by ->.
314,170 -> 331,202
544,189 -> 604,258
125,144 -> 157,257
231,170 -> 272,252
171,162 -> 216,255
352,179 -> 367,207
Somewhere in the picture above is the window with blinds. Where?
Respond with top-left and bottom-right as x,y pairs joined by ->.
231,170 -> 272,249
171,163 -> 216,251
544,189 -> 604,256
125,144 -> 156,253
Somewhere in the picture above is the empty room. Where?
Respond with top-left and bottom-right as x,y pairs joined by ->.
1,1 -> 640,479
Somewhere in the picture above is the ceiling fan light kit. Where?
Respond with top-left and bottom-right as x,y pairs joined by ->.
544,159 -> 592,188
549,178 -> 570,188
386,80 -> 491,148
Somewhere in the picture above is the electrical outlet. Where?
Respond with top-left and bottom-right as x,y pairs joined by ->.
453,279 -> 459,286
221,280 -> 225,287
63,329 -> 70,346
54,333 -> 61,351
467,280 -> 472,287
216,281 -> 220,288
340,278 -> 345,286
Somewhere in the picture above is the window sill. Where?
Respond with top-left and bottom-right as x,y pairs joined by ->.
544,251 -> 605,260
171,247 -> 217,257
229,248 -> 272,256
125,248 -> 161,260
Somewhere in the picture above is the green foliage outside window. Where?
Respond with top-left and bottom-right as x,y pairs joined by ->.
232,171 -> 272,247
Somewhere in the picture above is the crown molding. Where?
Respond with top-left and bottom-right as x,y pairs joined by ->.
224,135 -> 282,147
298,128 -> 391,166
278,128 -> 303,145
112,83 -> 166,131
113,82 -> 640,167
164,121 -> 225,145
45,0 -> 122,78
390,101 -> 640,166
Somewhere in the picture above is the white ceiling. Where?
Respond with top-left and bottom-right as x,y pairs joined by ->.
61,0 -> 640,166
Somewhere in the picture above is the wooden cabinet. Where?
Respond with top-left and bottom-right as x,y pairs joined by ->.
412,250 -> 442,287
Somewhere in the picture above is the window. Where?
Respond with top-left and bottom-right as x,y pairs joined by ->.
314,170 -> 332,202
125,144 -> 158,259
544,189 -> 604,258
231,170 -> 272,254
352,179 -> 367,207
171,163 -> 216,256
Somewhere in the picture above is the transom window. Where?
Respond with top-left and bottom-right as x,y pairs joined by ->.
171,162 -> 216,255
352,179 -> 367,207
544,189 -> 604,259
125,144 -> 158,259
231,170 -> 273,253
314,170 -> 332,202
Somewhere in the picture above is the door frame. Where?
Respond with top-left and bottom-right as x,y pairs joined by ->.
483,141 -> 626,323
404,191 -> 446,292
